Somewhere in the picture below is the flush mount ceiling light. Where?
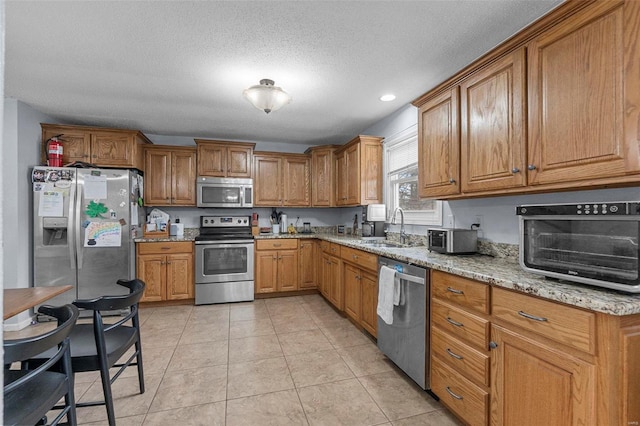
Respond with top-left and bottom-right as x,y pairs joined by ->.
379,94 -> 396,102
242,79 -> 292,114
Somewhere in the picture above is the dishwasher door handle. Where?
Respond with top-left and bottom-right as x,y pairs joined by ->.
395,272 -> 425,285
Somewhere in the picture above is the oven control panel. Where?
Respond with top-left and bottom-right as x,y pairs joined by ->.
517,202 -> 640,216
200,216 -> 251,227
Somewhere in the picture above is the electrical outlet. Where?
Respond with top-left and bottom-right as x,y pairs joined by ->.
474,215 -> 483,228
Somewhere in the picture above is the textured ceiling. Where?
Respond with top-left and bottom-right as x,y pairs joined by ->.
6,1 -> 562,146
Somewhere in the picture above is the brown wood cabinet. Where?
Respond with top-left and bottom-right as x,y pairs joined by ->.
253,152 -> 310,207
417,88 -> 460,198
318,241 -> 343,310
144,146 -> 196,206
460,48 -> 527,193
334,135 -> 383,206
527,0 -> 640,187
432,269 -> 640,425
306,145 -> 338,207
299,239 -> 317,289
413,0 -> 640,199
195,139 -> 254,178
341,246 -> 378,336
430,270 -> 490,426
41,123 -> 152,170
136,242 -> 194,302
254,239 -> 299,293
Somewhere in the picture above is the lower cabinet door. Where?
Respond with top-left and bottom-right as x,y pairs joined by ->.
255,252 -> 277,293
166,253 -> 194,300
343,263 -> 361,322
360,271 -> 378,337
277,250 -> 299,291
490,325 -> 596,426
137,254 -> 165,302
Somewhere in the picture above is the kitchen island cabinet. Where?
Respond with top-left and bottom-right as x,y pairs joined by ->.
144,146 -> 196,206
41,123 -> 152,170
136,242 -> 194,303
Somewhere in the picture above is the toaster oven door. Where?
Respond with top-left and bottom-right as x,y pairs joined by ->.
520,216 -> 640,290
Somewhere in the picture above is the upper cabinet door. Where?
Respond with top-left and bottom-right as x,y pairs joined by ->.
197,144 -> 227,177
254,155 -> 282,206
311,148 -> 335,207
418,87 -> 460,198
283,156 -> 311,206
527,0 -> 639,185
460,48 -> 527,193
360,140 -> 382,204
345,144 -> 360,205
227,146 -> 253,178
335,150 -> 348,206
90,132 -> 135,167
171,149 -> 197,205
144,149 -> 172,206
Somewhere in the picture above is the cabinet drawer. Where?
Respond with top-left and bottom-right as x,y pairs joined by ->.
432,327 -> 489,387
432,299 -> 489,350
255,239 -> 298,251
341,246 -> 377,271
431,357 -> 488,426
137,241 -> 193,255
492,287 -> 596,354
319,240 -> 341,255
432,270 -> 489,314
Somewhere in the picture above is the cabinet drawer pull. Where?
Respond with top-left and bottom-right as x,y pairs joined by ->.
518,310 -> 548,322
446,317 -> 464,327
273,243 -> 281,247
353,255 -> 358,259
161,247 -> 171,250
446,287 -> 464,295
445,386 -> 463,400
446,348 -> 463,360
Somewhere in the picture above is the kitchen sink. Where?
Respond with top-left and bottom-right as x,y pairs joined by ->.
359,241 -> 406,248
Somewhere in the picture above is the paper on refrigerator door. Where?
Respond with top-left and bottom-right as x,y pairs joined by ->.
83,175 -> 108,199
38,190 -> 64,217
84,221 -> 122,247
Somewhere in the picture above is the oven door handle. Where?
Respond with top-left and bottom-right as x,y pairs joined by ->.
195,240 -> 255,245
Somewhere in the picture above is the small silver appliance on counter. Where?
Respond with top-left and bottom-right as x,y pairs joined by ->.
517,202 -> 640,293
427,228 -> 477,254
362,204 -> 386,239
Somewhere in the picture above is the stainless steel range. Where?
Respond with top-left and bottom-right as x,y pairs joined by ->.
194,215 -> 255,304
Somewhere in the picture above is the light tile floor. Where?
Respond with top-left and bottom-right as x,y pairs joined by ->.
6,294 -> 463,425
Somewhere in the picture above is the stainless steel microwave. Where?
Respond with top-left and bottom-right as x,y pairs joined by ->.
517,202 -> 640,293
196,177 -> 253,208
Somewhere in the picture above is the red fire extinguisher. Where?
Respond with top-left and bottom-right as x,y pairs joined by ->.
46,134 -> 64,167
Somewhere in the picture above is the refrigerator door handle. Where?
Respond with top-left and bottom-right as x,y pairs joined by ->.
68,181 -> 77,269
75,183 -> 83,270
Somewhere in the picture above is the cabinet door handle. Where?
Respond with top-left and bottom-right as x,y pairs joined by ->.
518,310 -> 548,322
527,164 -> 537,171
273,256 -> 277,260
355,275 -> 361,280
166,261 -> 171,265
446,348 -> 463,360
511,167 -> 520,174
446,317 -> 464,327
445,387 -> 463,400
353,255 -> 358,260
446,287 -> 464,295
278,257 -> 282,260
449,178 -> 456,184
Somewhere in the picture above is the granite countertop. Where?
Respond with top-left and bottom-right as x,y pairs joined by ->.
256,233 -> 640,316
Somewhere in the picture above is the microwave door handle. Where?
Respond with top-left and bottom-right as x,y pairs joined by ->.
240,186 -> 244,207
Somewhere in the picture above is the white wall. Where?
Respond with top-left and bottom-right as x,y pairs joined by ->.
3,99 -> 57,329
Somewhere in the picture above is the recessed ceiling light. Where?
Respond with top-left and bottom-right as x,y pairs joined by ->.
379,94 -> 396,102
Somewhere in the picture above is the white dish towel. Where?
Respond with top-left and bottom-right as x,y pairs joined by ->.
377,265 -> 397,325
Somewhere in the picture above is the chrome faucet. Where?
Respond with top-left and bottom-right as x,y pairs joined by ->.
391,207 -> 406,244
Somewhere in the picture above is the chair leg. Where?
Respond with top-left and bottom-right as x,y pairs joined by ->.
98,359 -> 116,426
135,339 -> 145,394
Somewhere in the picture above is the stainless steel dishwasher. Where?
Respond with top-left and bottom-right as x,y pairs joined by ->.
377,256 -> 429,390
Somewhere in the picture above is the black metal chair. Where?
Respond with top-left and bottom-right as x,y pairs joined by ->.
4,304 -> 80,426
28,278 -> 146,426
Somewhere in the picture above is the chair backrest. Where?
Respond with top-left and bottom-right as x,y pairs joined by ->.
4,304 -> 79,365
73,278 -> 145,312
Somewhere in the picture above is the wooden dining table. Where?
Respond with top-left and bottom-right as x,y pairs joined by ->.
3,285 -> 73,320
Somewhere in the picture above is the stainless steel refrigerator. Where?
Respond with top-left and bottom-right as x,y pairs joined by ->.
32,167 -> 144,313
